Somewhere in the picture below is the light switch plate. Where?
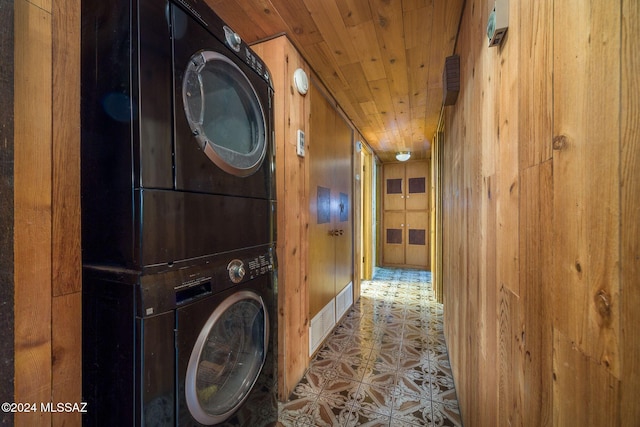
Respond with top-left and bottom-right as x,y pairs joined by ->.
296,129 -> 305,157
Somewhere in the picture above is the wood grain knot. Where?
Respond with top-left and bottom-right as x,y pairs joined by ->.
594,289 -> 612,324
553,135 -> 568,151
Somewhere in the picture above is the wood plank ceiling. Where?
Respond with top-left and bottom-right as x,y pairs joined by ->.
207,0 -> 464,162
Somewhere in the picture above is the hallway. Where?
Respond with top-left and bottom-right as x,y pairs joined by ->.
277,268 -> 462,426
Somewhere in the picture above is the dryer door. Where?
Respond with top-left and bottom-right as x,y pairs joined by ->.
183,51 -> 267,177
185,290 -> 268,425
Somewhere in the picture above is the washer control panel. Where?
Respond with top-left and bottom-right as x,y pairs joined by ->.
246,253 -> 273,278
227,252 -> 273,284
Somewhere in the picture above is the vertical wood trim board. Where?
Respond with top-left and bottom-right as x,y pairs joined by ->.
52,0 -> 82,425
14,1 -> 53,426
0,0 -> 14,424
620,0 -> 640,423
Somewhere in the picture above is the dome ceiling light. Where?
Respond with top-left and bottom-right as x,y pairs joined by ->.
395,151 -> 411,162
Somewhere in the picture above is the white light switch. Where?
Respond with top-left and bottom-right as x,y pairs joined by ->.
296,129 -> 305,157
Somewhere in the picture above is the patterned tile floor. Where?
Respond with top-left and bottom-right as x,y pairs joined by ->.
277,268 -> 462,427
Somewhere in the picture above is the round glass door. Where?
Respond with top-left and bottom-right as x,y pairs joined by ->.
185,291 -> 268,425
183,51 -> 267,177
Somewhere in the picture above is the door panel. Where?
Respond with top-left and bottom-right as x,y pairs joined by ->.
333,113 -> 353,296
405,161 -> 428,210
308,86 -> 336,318
383,211 -> 405,265
405,211 -> 429,267
383,163 -> 405,211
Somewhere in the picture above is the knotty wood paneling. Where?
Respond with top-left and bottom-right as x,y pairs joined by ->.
252,36 -> 311,400
14,1 -> 82,425
553,0 -> 621,378
442,0 -> 637,424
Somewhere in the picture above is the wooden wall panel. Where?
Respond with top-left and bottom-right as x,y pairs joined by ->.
479,173 -> 497,424
14,1 -> 82,425
252,36 -> 311,400
360,141 -> 374,282
620,0 -> 640,423
518,0 -> 553,169
552,0 -> 621,378
498,286 -> 522,427
51,293 -> 81,427
14,2 -> 53,426
52,0 -> 82,423
441,0 -> 637,425
553,331 -> 620,426
496,0 -> 520,299
519,160 -> 553,426
52,0 -> 81,298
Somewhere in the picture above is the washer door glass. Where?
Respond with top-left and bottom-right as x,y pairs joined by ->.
183,51 -> 267,177
186,291 -> 268,425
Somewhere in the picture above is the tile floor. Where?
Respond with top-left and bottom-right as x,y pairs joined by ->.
277,268 -> 462,427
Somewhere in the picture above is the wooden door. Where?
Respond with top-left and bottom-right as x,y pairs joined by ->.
381,161 -> 430,268
308,84 -> 353,318
333,113 -> 353,296
308,85 -> 336,318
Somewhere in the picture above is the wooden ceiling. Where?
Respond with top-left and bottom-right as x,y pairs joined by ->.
207,0 -> 464,162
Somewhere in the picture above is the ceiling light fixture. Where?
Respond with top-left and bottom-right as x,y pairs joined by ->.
396,151 -> 411,162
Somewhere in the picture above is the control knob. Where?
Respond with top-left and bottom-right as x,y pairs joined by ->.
227,259 -> 245,283
223,26 -> 241,52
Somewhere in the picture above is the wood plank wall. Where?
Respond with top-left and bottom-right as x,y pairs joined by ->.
441,0 -> 640,425
13,0 -> 81,425
254,35 -> 365,400
252,36 -> 311,401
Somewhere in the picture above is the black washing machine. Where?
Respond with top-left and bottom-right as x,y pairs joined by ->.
81,0 -> 278,425
81,0 -> 275,270
83,246 -> 278,426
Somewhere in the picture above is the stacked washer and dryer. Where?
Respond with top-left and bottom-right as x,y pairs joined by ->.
81,0 -> 277,425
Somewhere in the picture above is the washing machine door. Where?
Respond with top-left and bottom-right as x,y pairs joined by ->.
185,290 -> 268,425
182,51 -> 267,177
